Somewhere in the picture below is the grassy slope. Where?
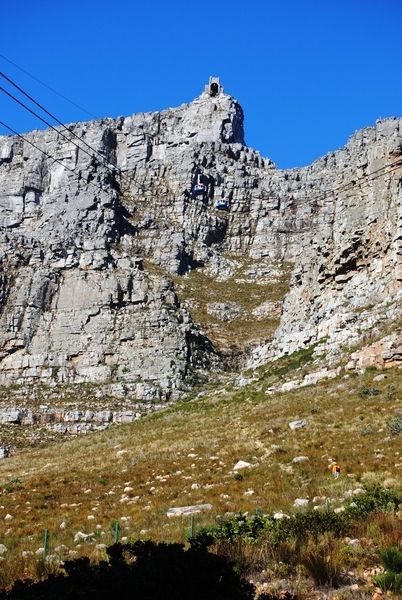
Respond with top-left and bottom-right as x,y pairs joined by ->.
1,256 -> 402,590
1,356 -> 402,586
171,258 -> 293,357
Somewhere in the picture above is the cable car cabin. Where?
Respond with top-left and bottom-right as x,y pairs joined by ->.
194,183 -> 207,195
193,174 -> 207,195
216,200 -> 229,211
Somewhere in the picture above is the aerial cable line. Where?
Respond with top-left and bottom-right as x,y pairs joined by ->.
1,96 -> 400,217
0,85 -> 121,178
0,71 -> 112,164
271,157 -> 402,209
1,117 -> 401,238
0,74 -> 129,184
0,120 -> 117,199
247,158 -> 402,222
2,70 -> 400,205
0,73 -> 138,189
1,57 -> 400,201
1,78 -> 401,211
0,54 -> 97,119
271,156 -> 402,203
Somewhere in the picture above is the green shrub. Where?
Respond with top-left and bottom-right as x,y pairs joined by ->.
345,483 -> 402,517
359,426 -> 374,436
379,546 -> 402,573
358,386 -> 381,397
372,546 -> 402,594
373,571 -> 402,595
198,513 -> 274,546
277,511 -> 349,543
385,384 -> 397,400
387,417 -> 402,436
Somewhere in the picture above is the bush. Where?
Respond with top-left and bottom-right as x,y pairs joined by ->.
299,545 -> 343,587
276,511 -> 349,543
372,546 -> 402,594
379,546 -> 402,573
387,417 -> 402,436
0,539 -> 257,600
358,386 -> 381,397
345,483 -> 402,518
373,571 -> 402,595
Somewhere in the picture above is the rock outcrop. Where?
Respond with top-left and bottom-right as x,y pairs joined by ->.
0,76 -> 401,397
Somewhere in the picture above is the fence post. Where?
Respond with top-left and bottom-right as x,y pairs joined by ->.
114,521 -> 119,544
325,498 -> 329,513
189,515 -> 195,539
43,529 -> 49,559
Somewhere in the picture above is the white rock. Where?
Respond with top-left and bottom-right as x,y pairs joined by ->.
96,544 -> 107,550
289,420 -> 307,430
74,531 -> 93,543
292,456 -> 309,463
0,544 -> 7,554
347,539 -> 361,546
293,498 -> 309,507
233,460 -> 252,470
166,504 -> 212,517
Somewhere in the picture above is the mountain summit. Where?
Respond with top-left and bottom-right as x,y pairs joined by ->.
0,79 -> 401,398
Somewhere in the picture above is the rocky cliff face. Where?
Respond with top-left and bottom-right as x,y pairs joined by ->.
0,78 -> 401,398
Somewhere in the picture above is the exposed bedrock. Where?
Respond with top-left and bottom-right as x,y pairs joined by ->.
0,77 -> 401,394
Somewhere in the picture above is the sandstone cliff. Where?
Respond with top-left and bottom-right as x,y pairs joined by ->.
0,77 -> 401,398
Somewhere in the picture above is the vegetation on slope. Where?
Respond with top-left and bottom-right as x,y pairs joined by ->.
1,351 -> 402,595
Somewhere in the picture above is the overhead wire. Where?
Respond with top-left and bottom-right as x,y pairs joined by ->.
0,67 -> 401,218
0,82 -> 132,192
0,120 -> 117,200
0,71 -> 137,188
0,53 -> 97,119
1,104 -> 401,225
0,72 -> 146,196
270,156 -> 402,212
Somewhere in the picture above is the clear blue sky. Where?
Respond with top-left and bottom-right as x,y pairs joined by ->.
1,0 -> 401,169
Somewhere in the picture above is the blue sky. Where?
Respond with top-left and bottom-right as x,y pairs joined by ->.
1,0 -> 401,169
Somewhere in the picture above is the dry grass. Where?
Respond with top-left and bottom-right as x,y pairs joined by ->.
1,359 -> 402,587
171,257 -> 293,357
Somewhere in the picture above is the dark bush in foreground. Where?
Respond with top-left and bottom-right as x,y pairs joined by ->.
0,536 -> 257,600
